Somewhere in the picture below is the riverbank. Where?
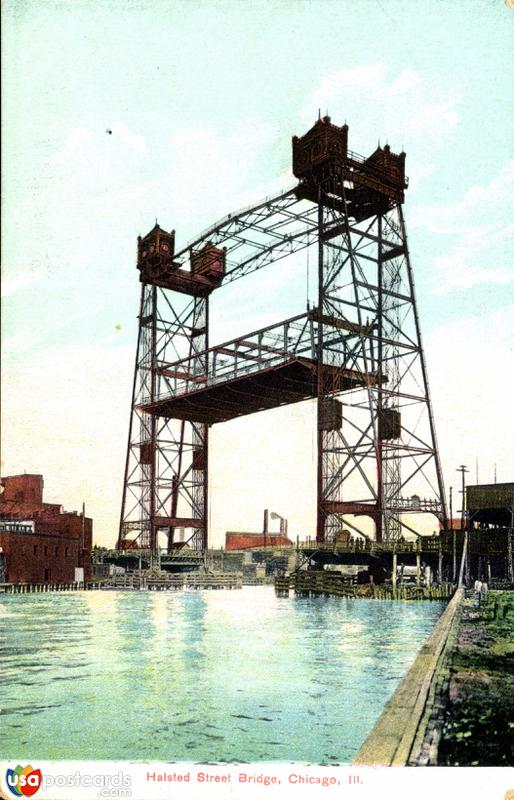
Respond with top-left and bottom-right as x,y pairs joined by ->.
354,588 -> 514,766
353,587 -> 463,765
422,589 -> 514,766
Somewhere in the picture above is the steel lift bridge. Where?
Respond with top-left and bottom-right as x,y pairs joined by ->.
118,116 -> 448,555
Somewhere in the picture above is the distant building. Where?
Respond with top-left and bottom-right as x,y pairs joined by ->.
467,483 -> 514,528
0,474 -> 92,583
225,531 -> 293,551
439,518 -> 467,531
438,484 -> 514,531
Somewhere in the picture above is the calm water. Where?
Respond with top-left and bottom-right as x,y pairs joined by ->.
0,587 -> 444,763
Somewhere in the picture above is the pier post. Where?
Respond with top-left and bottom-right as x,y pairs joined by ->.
392,552 -> 397,596
415,553 -> 421,586
438,540 -> 443,584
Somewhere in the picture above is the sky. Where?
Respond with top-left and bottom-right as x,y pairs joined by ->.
2,0 -> 513,547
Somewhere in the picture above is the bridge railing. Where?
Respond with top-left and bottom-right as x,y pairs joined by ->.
297,537 -> 443,555
155,312 -> 316,400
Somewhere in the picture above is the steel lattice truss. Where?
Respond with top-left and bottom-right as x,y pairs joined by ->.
315,193 -> 447,541
119,287 -> 208,553
119,171 -> 447,551
174,189 -> 319,285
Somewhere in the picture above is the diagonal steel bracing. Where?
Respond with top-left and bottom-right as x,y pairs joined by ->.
119,122 -> 447,553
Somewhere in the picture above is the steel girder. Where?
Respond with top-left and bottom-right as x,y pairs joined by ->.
118,285 -> 208,553
119,182 -> 447,551
315,190 -> 447,541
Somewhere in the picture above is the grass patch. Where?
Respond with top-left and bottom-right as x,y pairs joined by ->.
437,591 -> 514,766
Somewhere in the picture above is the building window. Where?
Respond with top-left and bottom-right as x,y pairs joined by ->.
44,545 -> 48,556
33,545 -> 38,555
65,547 -> 69,557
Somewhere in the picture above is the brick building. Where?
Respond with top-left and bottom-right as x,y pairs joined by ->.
0,474 -> 92,584
225,531 -> 293,551
439,518 -> 467,531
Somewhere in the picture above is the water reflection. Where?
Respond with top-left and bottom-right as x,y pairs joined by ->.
0,588 -> 444,763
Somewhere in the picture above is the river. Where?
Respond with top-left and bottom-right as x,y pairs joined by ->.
0,587 -> 444,763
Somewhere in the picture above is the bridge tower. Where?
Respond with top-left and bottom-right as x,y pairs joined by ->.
293,117 -> 447,540
118,117 -> 447,553
118,226 -> 224,553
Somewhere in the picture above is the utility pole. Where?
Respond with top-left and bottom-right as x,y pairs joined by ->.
449,486 -> 456,582
457,466 -> 469,531
457,465 -> 469,586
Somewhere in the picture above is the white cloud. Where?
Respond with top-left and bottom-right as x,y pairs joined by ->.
433,222 -> 513,293
1,122 -> 155,297
306,64 -> 461,150
166,122 -> 278,235
412,159 -> 514,235
47,121 -> 149,212
1,266 -> 47,297
55,121 -> 146,163
1,332 -> 38,353
411,159 -> 514,292
425,305 -> 514,487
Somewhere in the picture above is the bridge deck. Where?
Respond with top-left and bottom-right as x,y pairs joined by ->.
142,358 -> 370,423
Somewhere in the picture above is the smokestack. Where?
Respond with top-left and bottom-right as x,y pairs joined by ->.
263,509 -> 269,535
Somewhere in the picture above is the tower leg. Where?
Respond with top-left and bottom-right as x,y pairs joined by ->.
314,194 -> 447,544
119,286 -> 210,554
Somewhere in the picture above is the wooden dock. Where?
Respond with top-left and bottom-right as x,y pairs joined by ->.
0,573 -> 243,593
353,587 -> 464,765
0,581 -> 96,594
275,571 -> 455,601
98,573 -> 242,591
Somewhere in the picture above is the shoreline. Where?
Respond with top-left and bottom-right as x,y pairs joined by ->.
353,588 -> 514,766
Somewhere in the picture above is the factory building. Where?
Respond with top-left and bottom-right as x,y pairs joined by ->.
0,474 -> 92,584
225,532 -> 293,551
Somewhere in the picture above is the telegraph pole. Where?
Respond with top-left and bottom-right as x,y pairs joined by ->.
449,486 -> 456,583
456,465 -> 469,586
457,466 -> 469,531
